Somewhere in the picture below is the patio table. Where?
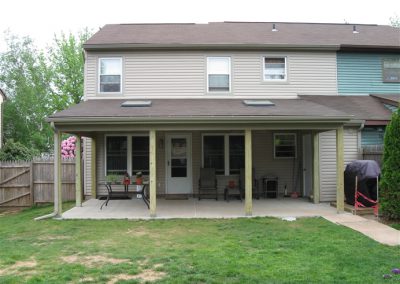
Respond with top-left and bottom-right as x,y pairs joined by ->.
100,181 -> 149,210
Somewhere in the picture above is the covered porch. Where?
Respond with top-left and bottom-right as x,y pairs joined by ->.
48,98 -> 351,218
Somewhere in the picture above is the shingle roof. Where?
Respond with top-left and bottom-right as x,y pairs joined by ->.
370,94 -> 400,106
48,98 -> 350,122
84,22 -> 400,50
300,95 -> 393,121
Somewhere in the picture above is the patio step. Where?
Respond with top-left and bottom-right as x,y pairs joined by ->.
330,202 -> 375,215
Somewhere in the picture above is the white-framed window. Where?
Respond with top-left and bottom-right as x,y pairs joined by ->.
202,134 -> 244,175
382,58 -> 400,83
99,57 -> 122,93
274,133 -> 296,158
105,135 -> 149,176
207,57 -> 231,92
263,57 -> 287,81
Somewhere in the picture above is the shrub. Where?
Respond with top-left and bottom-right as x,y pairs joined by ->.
0,139 -> 39,161
380,109 -> 400,219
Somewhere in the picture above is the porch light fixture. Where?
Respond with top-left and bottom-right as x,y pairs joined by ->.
243,100 -> 275,106
121,100 -> 152,107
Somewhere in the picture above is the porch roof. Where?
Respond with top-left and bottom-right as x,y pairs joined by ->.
300,95 -> 394,125
48,98 -> 352,124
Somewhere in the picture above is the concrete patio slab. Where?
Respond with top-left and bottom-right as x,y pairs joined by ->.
62,198 -> 338,220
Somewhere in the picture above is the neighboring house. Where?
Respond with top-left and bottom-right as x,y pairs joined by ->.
0,89 -> 6,148
48,22 -> 400,217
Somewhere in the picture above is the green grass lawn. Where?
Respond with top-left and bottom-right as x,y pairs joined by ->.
0,204 -> 399,284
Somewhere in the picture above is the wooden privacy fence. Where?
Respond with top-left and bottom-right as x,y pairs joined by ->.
0,159 -> 76,207
362,145 -> 384,167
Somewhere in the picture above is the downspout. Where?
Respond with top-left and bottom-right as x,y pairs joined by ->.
358,120 -> 365,160
35,122 -> 60,220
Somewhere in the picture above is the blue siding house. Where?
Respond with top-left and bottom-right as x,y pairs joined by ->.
337,52 -> 400,147
337,52 -> 400,95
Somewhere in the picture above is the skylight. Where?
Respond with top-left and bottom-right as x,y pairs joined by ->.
243,100 -> 275,106
121,100 -> 152,107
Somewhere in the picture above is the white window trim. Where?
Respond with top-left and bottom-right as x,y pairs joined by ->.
98,57 -> 123,94
263,56 -> 287,82
273,133 -> 297,159
206,57 -> 232,94
104,134 -> 149,177
201,133 -> 244,176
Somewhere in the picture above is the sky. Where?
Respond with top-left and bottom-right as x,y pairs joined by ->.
0,0 -> 399,52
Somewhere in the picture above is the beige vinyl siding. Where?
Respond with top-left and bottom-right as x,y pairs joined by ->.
84,51 -> 337,99
83,137 -> 92,196
319,127 -> 360,202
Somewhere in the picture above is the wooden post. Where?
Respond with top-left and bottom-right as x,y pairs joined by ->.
75,136 -> 82,206
312,132 -> 320,204
336,126 -> 344,213
29,161 -> 34,206
91,137 -> 97,199
54,130 -> 62,216
149,129 -> 157,217
245,129 -> 252,216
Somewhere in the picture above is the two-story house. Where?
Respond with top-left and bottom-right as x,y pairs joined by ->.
48,22 -> 400,218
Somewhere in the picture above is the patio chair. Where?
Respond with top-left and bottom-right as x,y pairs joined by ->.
198,168 -> 218,200
239,168 -> 260,199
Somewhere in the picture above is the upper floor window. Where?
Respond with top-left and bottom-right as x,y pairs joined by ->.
99,58 -> 122,93
274,133 -> 296,158
382,58 -> 400,83
264,57 -> 287,81
207,57 -> 231,92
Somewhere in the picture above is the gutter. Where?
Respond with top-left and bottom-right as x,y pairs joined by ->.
47,115 -> 353,124
83,43 -> 340,51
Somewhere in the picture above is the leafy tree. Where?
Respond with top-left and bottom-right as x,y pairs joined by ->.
49,29 -> 92,108
390,15 -> 400,27
0,32 -> 54,153
380,109 -> 400,219
0,139 -> 39,161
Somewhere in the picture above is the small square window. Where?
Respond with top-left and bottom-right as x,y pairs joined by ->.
264,57 -> 287,81
99,58 -> 122,93
382,58 -> 400,83
274,133 -> 296,158
207,57 -> 231,92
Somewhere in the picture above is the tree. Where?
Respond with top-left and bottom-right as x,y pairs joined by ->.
390,15 -> 400,27
0,32 -> 54,153
380,109 -> 400,219
49,29 -> 92,108
0,139 -> 39,161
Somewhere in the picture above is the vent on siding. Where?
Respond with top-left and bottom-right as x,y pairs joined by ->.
121,100 -> 152,107
243,100 -> 275,106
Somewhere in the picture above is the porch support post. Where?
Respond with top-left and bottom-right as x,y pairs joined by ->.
75,136 -> 82,206
336,126 -> 344,213
91,137 -> 97,198
149,129 -> 157,217
244,129 -> 253,216
54,130 -> 62,216
312,132 -> 320,204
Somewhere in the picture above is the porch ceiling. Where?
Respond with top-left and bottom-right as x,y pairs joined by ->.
48,98 -> 352,133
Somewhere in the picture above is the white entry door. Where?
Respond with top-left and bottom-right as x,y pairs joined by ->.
302,134 -> 313,197
166,134 -> 192,194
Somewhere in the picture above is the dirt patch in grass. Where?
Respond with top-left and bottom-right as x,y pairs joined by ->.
126,227 -> 149,237
0,258 -> 37,276
38,235 -> 71,241
0,208 -> 23,217
79,276 -> 95,283
107,269 -> 166,284
61,255 -> 131,268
